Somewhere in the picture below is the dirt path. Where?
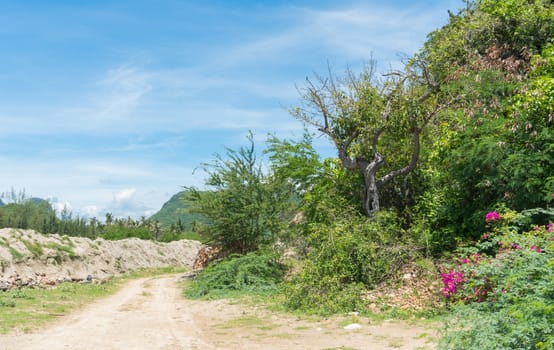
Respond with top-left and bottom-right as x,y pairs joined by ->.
0,276 -> 438,350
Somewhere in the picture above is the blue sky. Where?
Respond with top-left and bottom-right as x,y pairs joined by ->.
0,0 -> 461,219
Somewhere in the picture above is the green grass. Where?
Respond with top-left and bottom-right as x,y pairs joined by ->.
0,281 -> 120,334
44,242 -> 76,258
216,315 -> 277,331
8,246 -> 24,261
0,266 -> 188,334
21,239 -> 43,257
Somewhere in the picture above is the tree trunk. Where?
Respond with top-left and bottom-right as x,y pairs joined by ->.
359,153 -> 385,217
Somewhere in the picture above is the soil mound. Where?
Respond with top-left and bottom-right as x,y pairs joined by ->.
0,228 -> 202,289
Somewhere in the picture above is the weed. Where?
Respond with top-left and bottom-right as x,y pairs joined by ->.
8,246 -> 24,261
0,298 -> 16,308
44,242 -> 77,258
217,315 -> 277,331
21,239 -> 43,257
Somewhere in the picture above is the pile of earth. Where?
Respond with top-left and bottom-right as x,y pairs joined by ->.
0,228 -> 203,290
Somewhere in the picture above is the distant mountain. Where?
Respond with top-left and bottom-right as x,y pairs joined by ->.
29,197 -> 50,206
0,197 -> 51,209
149,190 -> 206,230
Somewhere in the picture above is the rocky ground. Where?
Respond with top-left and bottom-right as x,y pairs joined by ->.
0,228 -> 202,290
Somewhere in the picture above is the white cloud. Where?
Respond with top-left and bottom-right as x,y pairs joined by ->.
207,3 -> 454,70
81,205 -> 99,218
113,188 -> 136,203
94,64 -> 152,120
0,154 -> 204,220
50,200 -> 72,216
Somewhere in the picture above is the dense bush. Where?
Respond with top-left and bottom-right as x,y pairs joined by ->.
438,206 -> 554,349
184,251 -> 285,299
284,209 -> 415,315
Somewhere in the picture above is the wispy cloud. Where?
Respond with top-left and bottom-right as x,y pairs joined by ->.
94,64 -> 152,120
207,2 -> 454,70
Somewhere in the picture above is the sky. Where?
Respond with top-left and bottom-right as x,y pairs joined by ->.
0,0 -> 462,220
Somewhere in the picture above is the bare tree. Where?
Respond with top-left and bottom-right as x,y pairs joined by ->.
292,60 -> 447,217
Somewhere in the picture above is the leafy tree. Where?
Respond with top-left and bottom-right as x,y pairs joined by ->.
187,133 -> 289,254
265,129 -> 323,196
292,60 -> 449,217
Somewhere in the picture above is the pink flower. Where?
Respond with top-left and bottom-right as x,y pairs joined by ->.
530,245 -> 543,253
482,233 -> 490,240
485,211 -> 500,222
547,223 -> 553,233
440,270 -> 465,298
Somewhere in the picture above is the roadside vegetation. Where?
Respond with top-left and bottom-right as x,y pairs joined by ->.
184,1 -> 554,349
1,0 -> 553,348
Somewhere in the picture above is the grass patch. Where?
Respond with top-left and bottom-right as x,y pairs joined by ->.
216,315 -> 277,331
21,239 -> 43,257
8,246 -> 24,261
387,337 -> 405,348
44,242 -> 77,258
0,282 -> 120,334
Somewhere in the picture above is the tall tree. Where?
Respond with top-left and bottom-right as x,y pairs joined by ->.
188,132 -> 288,254
292,60 -> 447,217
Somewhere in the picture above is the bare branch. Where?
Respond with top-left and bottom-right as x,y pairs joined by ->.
335,129 -> 359,169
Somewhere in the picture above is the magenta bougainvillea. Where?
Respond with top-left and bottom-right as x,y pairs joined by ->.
440,270 -> 465,298
485,211 -> 500,222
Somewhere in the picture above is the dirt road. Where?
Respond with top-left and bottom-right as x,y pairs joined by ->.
0,276 -> 438,350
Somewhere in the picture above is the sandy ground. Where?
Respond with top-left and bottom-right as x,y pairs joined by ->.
0,276 -> 438,350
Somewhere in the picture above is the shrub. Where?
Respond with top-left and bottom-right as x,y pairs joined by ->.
439,206 -> 554,349
184,251 -> 285,299
284,210 -> 415,315
187,133 -> 290,254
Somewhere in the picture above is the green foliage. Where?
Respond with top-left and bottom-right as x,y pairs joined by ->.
265,130 -> 323,195
21,239 -> 43,257
184,251 -> 285,299
284,210 -> 415,315
0,190 -> 195,242
188,132 -> 291,253
438,205 -> 554,349
101,225 -> 153,240
423,0 -> 554,80
0,200 -> 56,232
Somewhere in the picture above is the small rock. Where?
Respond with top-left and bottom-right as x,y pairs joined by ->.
343,323 -> 362,330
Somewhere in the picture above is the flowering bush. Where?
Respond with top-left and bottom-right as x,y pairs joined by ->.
485,211 -> 500,222
439,206 -> 554,349
440,270 -> 465,298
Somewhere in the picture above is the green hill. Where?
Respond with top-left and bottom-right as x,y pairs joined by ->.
149,190 -> 205,230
